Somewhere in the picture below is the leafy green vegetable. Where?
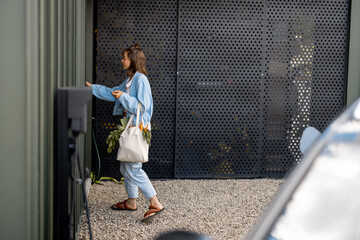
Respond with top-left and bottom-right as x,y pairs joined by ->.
143,129 -> 152,146
106,117 -> 152,153
106,117 -> 129,153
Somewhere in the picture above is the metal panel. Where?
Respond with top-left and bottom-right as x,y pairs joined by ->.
95,0 -> 178,178
175,0 -> 349,178
260,0 -> 350,176
25,0 -> 40,239
85,0 -> 94,204
39,0 -> 50,238
1,0 -> 93,240
175,0 -> 265,178
0,2 -> 32,240
95,0 -> 350,179
347,0 -> 360,105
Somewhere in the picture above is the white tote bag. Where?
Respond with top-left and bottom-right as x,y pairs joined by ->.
116,102 -> 149,163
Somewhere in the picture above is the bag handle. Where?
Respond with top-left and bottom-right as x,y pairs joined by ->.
125,102 -> 144,130
135,102 -> 143,127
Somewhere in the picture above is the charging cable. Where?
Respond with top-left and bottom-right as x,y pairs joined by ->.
91,128 -> 124,184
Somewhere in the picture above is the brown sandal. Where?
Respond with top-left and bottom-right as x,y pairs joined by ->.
141,205 -> 165,222
111,200 -> 137,211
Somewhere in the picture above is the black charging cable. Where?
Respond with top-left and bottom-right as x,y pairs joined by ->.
73,133 -> 93,240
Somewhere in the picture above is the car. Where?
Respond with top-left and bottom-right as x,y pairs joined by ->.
248,97 -> 360,240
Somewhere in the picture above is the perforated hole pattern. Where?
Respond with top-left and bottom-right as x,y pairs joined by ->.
96,0 -> 349,178
95,0 -> 178,178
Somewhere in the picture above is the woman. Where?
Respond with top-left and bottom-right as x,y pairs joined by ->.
86,43 -> 164,222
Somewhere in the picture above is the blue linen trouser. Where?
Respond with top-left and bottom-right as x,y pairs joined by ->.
120,161 -> 157,199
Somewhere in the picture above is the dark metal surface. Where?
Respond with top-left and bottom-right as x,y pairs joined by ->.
95,0 -> 178,178
95,0 -> 349,178
175,0 -> 266,178
259,0 -> 350,177
55,89 -> 71,240
56,88 -> 92,240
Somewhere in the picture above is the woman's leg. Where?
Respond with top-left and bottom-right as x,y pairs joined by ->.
114,162 -> 138,209
123,162 -> 157,199
123,162 -> 163,218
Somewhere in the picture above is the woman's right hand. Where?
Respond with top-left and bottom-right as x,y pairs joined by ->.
85,81 -> 92,87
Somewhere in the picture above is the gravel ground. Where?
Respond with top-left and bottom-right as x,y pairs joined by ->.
78,179 -> 284,240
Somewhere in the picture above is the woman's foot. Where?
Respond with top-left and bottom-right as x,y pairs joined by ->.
142,196 -> 164,221
142,205 -> 165,222
111,199 -> 137,211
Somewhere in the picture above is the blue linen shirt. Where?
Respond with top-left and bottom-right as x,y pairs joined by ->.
91,72 -> 153,126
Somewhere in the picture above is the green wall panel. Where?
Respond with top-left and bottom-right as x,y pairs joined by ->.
0,0 -> 92,239
347,0 -> 360,105
0,1 -> 29,240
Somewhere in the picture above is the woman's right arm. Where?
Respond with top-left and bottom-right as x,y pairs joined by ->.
86,81 -> 120,102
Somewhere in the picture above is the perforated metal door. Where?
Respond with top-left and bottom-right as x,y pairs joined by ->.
95,0 -> 178,178
95,0 -> 350,178
174,0 -> 349,178
175,1 -> 265,178
260,0 -> 350,176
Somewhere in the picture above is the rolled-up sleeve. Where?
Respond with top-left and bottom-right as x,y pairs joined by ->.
118,77 -> 151,114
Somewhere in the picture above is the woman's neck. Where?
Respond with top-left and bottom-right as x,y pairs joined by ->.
128,70 -> 137,77
128,71 -> 137,80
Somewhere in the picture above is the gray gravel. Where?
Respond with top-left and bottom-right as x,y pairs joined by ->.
78,179 -> 284,240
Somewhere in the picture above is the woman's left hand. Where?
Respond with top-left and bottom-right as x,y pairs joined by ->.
112,90 -> 123,99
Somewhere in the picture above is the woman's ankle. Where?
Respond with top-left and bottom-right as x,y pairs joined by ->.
149,196 -> 162,207
127,198 -> 137,204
